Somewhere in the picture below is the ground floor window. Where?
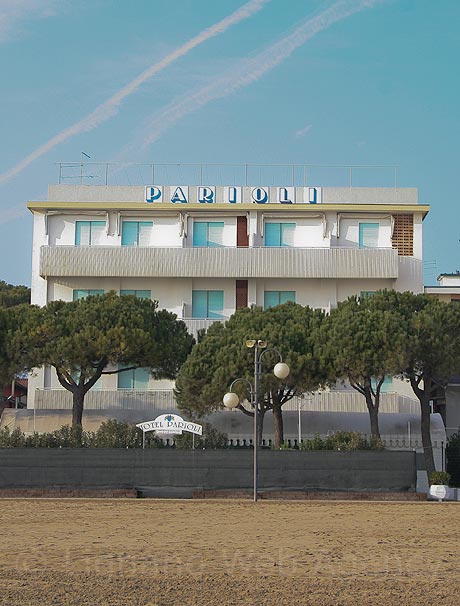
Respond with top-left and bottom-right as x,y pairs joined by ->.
117,366 -> 150,389
264,291 -> 296,309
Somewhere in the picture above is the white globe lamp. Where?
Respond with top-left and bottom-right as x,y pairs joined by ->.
223,392 -> 240,409
274,362 -> 290,380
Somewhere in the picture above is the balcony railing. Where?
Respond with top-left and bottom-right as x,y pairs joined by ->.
33,388 -> 419,414
40,246 -> 399,279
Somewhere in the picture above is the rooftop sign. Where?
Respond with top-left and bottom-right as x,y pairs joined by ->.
145,185 -> 321,205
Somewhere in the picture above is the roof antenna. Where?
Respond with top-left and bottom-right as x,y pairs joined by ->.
80,152 -> 91,184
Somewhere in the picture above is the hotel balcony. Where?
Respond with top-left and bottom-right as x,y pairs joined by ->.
39,246 -> 400,279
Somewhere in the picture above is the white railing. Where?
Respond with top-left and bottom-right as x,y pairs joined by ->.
40,246 -> 399,279
279,391 -> 419,414
33,388 -> 419,414
182,317 -> 227,338
34,389 -> 177,410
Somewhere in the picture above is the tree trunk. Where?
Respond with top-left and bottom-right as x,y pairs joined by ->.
364,392 -> 381,439
71,389 -> 85,444
272,405 -> 284,449
257,407 -> 265,447
420,395 -> 435,478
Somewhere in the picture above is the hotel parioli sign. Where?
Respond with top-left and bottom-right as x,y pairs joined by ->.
145,185 -> 321,205
136,414 -> 203,436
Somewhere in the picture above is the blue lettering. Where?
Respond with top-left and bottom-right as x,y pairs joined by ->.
198,187 -> 214,203
309,188 -> 317,204
171,187 -> 188,204
279,188 -> 292,204
228,187 -> 238,203
146,186 -> 162,203
252,187 -> 268,204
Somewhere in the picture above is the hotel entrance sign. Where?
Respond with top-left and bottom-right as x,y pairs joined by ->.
136,414 -> 203,436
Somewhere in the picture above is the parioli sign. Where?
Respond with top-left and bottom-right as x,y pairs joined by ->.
145,185 -> 322,205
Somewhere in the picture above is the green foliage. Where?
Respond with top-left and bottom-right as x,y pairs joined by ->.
0,421 -> 164,449
429,471 -> 451,486
0,281 -> 30,308
10,293 -> 194,428
299,431 -> 383,451
174,423 -> 228,449
175,303 -> 328,429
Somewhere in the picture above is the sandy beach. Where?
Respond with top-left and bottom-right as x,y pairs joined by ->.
1,499 -> 459,605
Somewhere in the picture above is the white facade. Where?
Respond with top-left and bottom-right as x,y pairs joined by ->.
28,183 -> 428,408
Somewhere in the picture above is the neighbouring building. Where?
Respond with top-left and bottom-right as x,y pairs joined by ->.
26,175 -> 428,418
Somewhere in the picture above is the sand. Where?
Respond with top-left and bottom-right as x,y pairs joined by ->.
1,499 -> 459,605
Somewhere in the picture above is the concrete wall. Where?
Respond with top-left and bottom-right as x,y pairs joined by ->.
0,449 -> 416,493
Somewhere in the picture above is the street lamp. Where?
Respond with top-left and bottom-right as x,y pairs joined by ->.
223,339 -> 290,502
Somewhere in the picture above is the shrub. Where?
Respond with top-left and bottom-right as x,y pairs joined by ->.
299,431 -> 383,451
175,423 -> 228,449
429,471 -> 451,486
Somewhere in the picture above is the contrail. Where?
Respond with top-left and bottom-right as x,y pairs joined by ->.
0,0 -> 269,185
138,0 -> 382,149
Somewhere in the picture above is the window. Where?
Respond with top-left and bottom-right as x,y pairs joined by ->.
191,290 -> 224,318
117,366 -> 150,389
71,368 -> 102,389
121,221 -> 153,246
264,291 -> 296,309
75,221 -> 105,246
359,223 -> 379,248
264,222 -> 295,247
192,222 -> 224,247
120,290 -> 151,299
371,376 -> 393,393
73,289 -> 104,300
360,291 -> 376,299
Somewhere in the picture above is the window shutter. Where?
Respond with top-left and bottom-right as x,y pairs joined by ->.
122,221 -> 138,246
264,291 -> 280,309
75,221 -> 90,246
138,221 -> 153,246
192,290 -> 208,318
280,291 -> 296,304
265,223 -> 281,246
207,290 -> 224,318
193,222 -> 208,247
359,223 -> 379,248
90,221 -> 106,245
134,368 -> 150,389
236,280 -> 248,308
281,223 -> 296,247
237,216 -> 249,247
207,222 -> 224,247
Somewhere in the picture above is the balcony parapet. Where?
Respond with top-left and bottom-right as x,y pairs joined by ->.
40,246 -> 399,279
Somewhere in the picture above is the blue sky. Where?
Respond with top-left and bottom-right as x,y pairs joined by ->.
0,0 -> 459,286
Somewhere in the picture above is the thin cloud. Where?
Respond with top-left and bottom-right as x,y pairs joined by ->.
0,0 -> 59,42
138,0 -> 382,150
0,0 -> 270,186
295,124 -> 313,138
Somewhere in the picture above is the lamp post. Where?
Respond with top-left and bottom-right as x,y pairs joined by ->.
223,339 -> 290,502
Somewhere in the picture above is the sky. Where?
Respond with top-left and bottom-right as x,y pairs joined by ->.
0,0 -> 459,286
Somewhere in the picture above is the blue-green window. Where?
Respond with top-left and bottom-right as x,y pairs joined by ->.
264,291 -> 296,309
359,223 -> 379,248
371,376 -> 393,393
121,221 -> 153,246
191,290 -> 224,319
75,221 -> 105,246
73,289 -> 104,301
117,366 -> 150,389
71,368 -> 102,389
264,223 -> 295,247
192,222 -> 224,247
120,290 -> 151,299
360,291 -> 377,299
